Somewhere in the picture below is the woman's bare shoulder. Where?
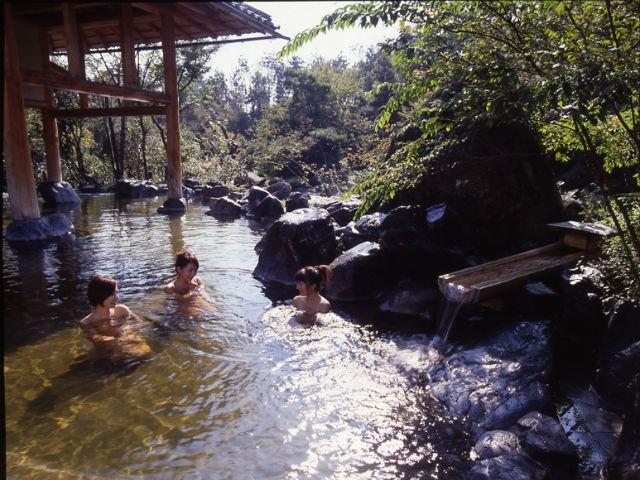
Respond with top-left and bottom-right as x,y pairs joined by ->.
114,304 -> 131,316
293,295 -> 306,309
164,281 -> 176,293
318,297 -> 331,313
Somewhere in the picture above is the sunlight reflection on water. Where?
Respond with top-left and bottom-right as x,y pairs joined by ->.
3,195 -> 469,479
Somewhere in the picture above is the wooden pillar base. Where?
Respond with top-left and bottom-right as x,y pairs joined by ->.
157,197 -> 186,215
5,214 -> 74,243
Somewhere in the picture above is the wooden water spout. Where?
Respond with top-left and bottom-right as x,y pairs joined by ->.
434,222 -> 615,343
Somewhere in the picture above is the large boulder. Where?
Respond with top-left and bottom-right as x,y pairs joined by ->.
515,411 -> 578,478
428,321 -> 553,441
253,208 -> 338,287
247,186 -> 271,210
557,265 -> 606,370
285,192 -> 310,212
472,430 -> 520,460
335,222 -> 367,251
425,203 -> 466,244
206,197 -> 242,217
606,374 -> 640,480
354,212 -> 387,242
379,204 -> 470,281
378,279 -> 440,320
325,242 -> 396,302
595,299 -> 640,405
202,184 -> 230,198
267,180 -> 292,200
465,453 -> 547,480
394,123 -> 563,254
248,194 -> 284,221
325,199 -> 362,226
78,182 -> 103,194
38,181 -> 81,204
5,214 -> 74,242
114,178 -> 160,198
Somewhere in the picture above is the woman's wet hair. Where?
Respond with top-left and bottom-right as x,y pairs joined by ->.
294,265 -> 331,290
175,250 -> 199,273
87,275 -> 117,307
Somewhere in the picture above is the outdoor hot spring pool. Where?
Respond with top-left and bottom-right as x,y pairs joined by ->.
3,194 -> 469,479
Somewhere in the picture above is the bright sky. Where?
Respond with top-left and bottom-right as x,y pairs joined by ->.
209,1 -> 399,78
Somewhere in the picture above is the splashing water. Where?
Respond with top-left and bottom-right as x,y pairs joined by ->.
433,283 -> 475,346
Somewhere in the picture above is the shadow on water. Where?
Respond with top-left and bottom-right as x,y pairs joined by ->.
3,238 -> 84,354
25,355 -> 146,416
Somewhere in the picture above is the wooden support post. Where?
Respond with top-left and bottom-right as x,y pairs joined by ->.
162,13 -> 183,202
3,4 -> 41,221
62,4 -> 88,108
121,4 -> 137,107
40,31 -> 62,183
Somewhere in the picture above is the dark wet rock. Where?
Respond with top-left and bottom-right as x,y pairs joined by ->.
426,203 -> 466,242
428,321 -> 553,441
595,298 -> 640,404
514,281 -> 561,315
202,184 -> 230,198
267,180 -> 292,200
379,205 -> 424,231
157,184 -> 169,194
561,197 -> 584,221
596,341 -> 640,406
183,178 -> 201,190
516,411 -> 578,478
78,182 -> 103,193
5,214 -> 74,242
182,185 -> 194,199
114,179 -> 161,198
465,453 -> 547,480
228,191 -> 244,202
325,242 -> 395,302
38,181 -> 81,204
354,212 -> 387,241
253,208 -> 338,287
157,198 -> 186,214
378,279 -> 439,320
247,186 -> 271,210
335,222 -> 367,251
286,191 -> 310,212
248,194 -> 284,221
557,383 -> 624,479
379,226 -> 468,281
378,205 -> 469,281
473,430 -> 520,460
206,197 -> 242,217
558,265 -> 606,367
606,374 -> 640,480
325,200 -> 361,226
393,124 -> 563,254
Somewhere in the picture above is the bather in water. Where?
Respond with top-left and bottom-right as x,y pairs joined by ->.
79,275 -> 151,363
292,265 -> 332,326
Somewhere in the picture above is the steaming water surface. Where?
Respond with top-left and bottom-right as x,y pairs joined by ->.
3,195 -> 469,479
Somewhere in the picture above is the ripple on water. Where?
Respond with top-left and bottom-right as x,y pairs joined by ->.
4,196 -> 469,479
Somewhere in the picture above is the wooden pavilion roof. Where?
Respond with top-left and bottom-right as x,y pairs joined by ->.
13,2 -> 287,53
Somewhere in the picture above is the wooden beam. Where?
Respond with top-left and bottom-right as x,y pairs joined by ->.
41,29 -> 62,183
21,68 -> 171,104
62,3 -> 88,108
4,4 -> 41,221
162,13 -> 182,201
52,106 -> 166,118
